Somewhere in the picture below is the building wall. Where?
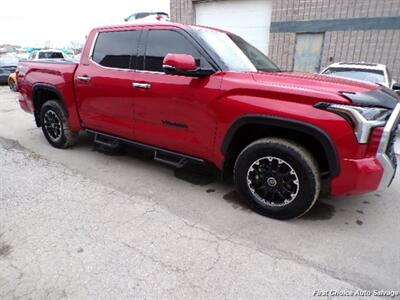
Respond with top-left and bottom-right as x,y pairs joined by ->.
269,0 -> 400,81
171,0 -> 194,24
171,0 -> 400,81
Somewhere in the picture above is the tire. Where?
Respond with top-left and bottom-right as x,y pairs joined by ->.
8,79 -> 17,92
39,100 -> 78,148
234,138 -> 320,220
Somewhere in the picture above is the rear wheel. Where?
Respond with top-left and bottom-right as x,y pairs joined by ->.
39,100 -> 78,148
234,138 -> 320,220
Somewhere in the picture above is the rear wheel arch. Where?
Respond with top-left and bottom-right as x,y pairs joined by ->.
32,84 -> 69,127
221,115 -> 340,181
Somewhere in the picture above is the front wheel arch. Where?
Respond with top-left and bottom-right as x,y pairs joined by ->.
221,115 -> 340,180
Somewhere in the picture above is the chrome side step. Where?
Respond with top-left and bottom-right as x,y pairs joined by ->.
87,129 -> 205,168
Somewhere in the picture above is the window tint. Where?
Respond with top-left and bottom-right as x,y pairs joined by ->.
144,30 -> 210,72
93,30 -> 140,69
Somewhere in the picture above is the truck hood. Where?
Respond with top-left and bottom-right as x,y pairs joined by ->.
253,71 -> 377,94
252,71 -> 399,109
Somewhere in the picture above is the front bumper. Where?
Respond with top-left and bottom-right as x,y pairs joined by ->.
331,157 -> 384,196
331,103 -> 400,196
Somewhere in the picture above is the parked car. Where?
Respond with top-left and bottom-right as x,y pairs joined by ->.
72,53 -> 81,62
125,12 -> 169,22
16,22 -> 400,220
0,55 -> 18,84
28,49 -> 68,60
321,62 -> 400,93
8,72 -> 17,91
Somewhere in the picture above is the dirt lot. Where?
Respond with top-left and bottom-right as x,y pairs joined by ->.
0,86 -> 399,299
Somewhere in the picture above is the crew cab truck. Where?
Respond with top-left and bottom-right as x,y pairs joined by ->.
17,22 -> 400,220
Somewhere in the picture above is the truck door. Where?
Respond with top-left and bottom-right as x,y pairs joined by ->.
74,29 -> 142,140
131,28 -> 222,159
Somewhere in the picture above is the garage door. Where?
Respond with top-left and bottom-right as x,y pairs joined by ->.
195,0 -> 272,53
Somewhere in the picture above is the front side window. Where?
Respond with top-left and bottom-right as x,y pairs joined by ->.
92,30 -> 140,69
144,30 -> 210,72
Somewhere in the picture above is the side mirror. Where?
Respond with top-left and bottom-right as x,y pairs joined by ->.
162,53 -> 214,77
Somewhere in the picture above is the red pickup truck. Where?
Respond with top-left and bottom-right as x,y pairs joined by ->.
17,22 -> 400,219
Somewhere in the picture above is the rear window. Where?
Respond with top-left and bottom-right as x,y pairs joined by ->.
92,30 -> 140,69
38,52 -> 64,59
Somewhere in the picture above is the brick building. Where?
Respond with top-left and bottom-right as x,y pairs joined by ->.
170,0 -> 400,82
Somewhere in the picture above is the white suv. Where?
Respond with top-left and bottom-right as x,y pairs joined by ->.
321,62 -> 400,92
124,12 -> 170,23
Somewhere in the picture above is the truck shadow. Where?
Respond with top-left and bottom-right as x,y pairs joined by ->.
300,201 -> 336,220
82,133 -> 341,221
174,162 -> 218,186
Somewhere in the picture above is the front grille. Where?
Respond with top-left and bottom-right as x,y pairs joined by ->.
377,103 -> 400,189
386,125 -> 398,185
386,131 -> 397,165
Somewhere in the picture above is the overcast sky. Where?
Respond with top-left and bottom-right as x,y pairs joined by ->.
0,0 -> 170,48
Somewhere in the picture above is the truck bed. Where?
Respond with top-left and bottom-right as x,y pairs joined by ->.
17,59 -> 80,130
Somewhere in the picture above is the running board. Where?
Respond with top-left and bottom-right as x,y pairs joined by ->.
87,129 -> 205,167
94,133 -> 120,148
154,150 -> 188,168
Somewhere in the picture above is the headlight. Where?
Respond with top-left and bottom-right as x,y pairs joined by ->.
316,103 -> 391,143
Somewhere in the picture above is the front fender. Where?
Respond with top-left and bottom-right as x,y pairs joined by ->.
221,114 -> 340,178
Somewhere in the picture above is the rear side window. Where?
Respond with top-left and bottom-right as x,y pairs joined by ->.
92,30 -> 140,69
144,30 -> 210,72
38,52 -> 64,59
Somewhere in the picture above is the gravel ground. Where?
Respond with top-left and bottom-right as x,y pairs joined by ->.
0,86 -> 399,299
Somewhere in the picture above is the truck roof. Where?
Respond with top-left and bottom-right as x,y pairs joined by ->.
90,21 -> 229,34
91,21 -> 189,32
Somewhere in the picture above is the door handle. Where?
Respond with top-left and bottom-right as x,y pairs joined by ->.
133,82 -> 151,89
77,75 -> 91,82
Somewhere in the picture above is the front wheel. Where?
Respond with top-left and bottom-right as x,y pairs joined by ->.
39,100 -> 78,148
234,138 -> 320,220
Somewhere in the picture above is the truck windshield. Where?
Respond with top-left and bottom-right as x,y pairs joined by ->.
194,27 -> 280,73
